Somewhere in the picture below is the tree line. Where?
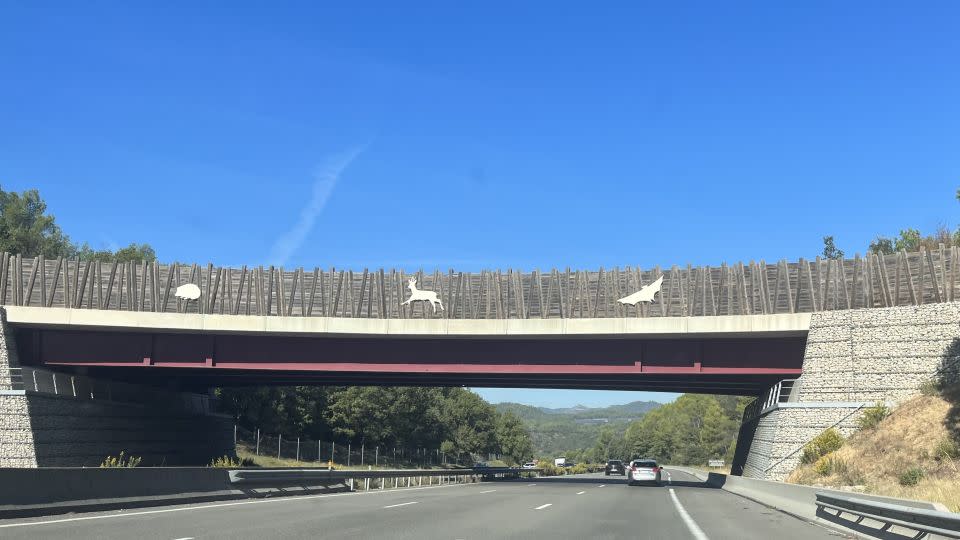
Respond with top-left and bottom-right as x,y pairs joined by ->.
822,188 -> 960,259
569,394 -> 750,466
217,386 -> 534,464
0,186 -> 156,261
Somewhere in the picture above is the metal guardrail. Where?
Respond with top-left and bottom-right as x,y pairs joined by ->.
815,492 -> 960,539
228,467 -> 536,486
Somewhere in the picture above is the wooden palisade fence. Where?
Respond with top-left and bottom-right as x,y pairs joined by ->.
0,247 -> 955,319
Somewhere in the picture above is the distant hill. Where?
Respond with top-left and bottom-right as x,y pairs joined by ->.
494,400 -> 661,458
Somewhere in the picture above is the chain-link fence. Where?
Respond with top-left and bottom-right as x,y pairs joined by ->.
235,426 -> 497,468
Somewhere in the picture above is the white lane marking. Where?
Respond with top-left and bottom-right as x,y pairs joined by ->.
669,488 -> 709,540
598,484 -> 606,488
668,471 -> 673,485
383,501 -> 418,509
479,489 -> 496,494
0,482 -> 475,529
172,538 -> 194,540
576,491 -> 585,495
534,503 -> 552,510
527,483 -> 537,486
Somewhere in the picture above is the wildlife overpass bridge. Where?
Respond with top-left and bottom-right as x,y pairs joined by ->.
2,249 -> 959,472
0,247 -> 954,393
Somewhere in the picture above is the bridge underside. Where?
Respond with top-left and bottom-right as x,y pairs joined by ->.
14,328 -> 804,395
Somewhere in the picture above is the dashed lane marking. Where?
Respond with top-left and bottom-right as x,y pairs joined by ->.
534,504 -> 552,510
669,488 -> 709,540
576,491 -> 585,495
598,484 -> 606,488
479,490 -> 496,494
0,482 -> 473,530
527,483 -> 537,486
382,502 -> 419,509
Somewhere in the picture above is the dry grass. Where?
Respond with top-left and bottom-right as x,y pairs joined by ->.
787,394 -> 960,511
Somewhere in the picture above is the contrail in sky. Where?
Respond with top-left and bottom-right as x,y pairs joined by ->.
269,145 -> 365,266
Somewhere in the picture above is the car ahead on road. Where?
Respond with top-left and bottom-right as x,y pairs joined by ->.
521,462 -> 537,469
604,459 -> 625,475
627,459 -> 662,486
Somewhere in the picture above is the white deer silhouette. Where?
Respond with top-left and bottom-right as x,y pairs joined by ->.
402,277 -> 444,312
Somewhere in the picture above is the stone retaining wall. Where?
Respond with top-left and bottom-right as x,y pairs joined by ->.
0,308 -> 234,468
799,303 -> 960,403
739,302 -> 960,481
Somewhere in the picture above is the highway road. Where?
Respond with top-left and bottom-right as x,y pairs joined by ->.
0,469 -> 847,539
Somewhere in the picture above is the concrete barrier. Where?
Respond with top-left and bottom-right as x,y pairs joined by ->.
0,467 -> 349,518
0,467 -> 524,519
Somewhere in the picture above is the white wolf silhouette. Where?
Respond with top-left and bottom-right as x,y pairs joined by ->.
617,275 -> 663,306
402,277 -> 444,311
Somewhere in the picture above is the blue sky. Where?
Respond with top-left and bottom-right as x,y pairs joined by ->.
2,2 -> 958,407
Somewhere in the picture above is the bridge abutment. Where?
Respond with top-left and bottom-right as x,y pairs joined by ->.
0,309 -> 235,468
735,302 -> 960,480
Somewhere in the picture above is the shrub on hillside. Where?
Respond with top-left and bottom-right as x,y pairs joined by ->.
934,438 -> 960,461
800,428 -> 845,465
857,402 -> 890,431
813,456 -> 832,476
898,467 -> 925,486
813,454 -> 848,477
569,463 -> 589,474
209,455 -> 247,468
919,379 -> 941,397
536,460 -> 563,476
100,451 -> 142,468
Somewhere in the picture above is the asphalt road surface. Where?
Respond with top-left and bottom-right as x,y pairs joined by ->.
0,469 -> 848,539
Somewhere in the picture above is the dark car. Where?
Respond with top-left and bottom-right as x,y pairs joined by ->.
604,459 -> 625,475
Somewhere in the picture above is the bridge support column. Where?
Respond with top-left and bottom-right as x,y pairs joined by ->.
734,302 -> 960,481
0,308 -> 235,468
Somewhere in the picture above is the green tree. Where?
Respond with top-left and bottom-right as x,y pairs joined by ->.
894,228 -> 922,252
822,236 -> 844,259
0,186 -> 157,261
494,412 -> 534,464
0,187 -> 75,257
624,394 -> 741,466
76,242 -> 157,263
869,236 -> 895,255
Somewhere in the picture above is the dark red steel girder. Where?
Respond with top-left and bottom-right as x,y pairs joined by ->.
14,328 -> 804,394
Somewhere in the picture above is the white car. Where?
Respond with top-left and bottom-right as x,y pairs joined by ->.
521,462 -> 537,469
626,459 -> 662,486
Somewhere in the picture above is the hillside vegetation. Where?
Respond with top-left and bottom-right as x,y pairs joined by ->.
788,392 -> 960,511
219,386 -> 535,464
499,395 -> 749,467
493,400 -> 660,457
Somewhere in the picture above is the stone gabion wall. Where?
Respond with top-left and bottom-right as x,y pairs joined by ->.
746,406 -> 863,481
0,307 -> 233,468
0,308 -> 20,390
1,390 -> 235,468
740,302 -> 960,481
0,395 -> 38,468
23,393 -> 235,467
799,302 -> 960,403
0,309 -> 37,467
